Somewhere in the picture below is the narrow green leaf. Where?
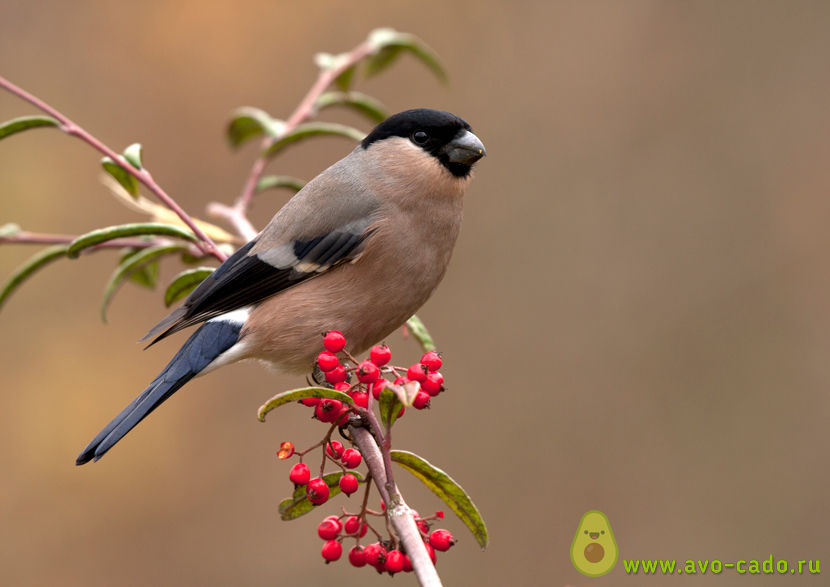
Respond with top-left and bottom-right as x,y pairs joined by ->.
129,259 -> 159,290
365,45 -> 404,78
279,471 -> 364,521
164,267 -> 214,306
255,175 -> 306,194
379,388 -> 403,428
123,142 -> 143,169
264,122 -> 365,158
0,245 -> 67,311
366,28 -> 447,83
391,450 -> 488,548
67,222 -> 198,258
100,244 -> 187,322
258,387 -> 353,422
0,115 -> 59,140
226,107 -> 284,148
316,91 -> 388,123
334,65 -> 356,92
0,223 -> 21,237
406,314 -> 436,352
101,156 -> 140,197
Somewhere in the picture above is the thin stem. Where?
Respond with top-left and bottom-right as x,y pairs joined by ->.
0,74 -> 226,262
214,40 -> 375,237
348,424 -> 442,587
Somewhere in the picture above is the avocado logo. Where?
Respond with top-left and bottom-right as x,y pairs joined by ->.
570,510 -> 618,577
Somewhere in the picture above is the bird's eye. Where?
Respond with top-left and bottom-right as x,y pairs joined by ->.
412,130 -> 429,145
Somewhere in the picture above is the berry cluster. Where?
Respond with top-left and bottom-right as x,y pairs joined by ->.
318,508 -> 455,573
311,330 -> 446,418
276,332 -> 456,575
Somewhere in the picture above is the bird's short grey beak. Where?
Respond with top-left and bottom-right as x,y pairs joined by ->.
444,130 -> 486,165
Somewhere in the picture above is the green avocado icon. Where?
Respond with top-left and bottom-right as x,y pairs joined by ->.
570,510 -> 618,577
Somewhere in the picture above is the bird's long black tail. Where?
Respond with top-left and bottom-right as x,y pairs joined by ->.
76,318 -> 243,465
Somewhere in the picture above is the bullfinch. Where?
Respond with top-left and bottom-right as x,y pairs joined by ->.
76,108 -> 485,465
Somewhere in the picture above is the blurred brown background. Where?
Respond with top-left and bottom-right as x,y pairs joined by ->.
3,1 -> 830,585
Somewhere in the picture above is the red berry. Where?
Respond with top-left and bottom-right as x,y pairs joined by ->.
385,550 -> 405,573
402,554 -> 413,572
317,516 -> 342,540
315,399 -> 343,423
422,371 -> 444,396
316,351 -> 340,372
341,448 -> 362,468
363,542 -> 387,567
348,545 -> 367,567
407,363 -> 428,382
288,462 -> 310,485
393,376 -> 408,385
276,441 -> 294,459
417,519 -> 430,534
412,390 -> 431,410
321,539 -> 342,562
372,378 -> 388,399
323,330 -> 346,353
343,515 -> 367,536
370,344 -> 392,366
325,440 -> 344,459
300,397 -> 320,407
351,391 -> 369,408
339,473 -> 359,495
334,405 -> 351,426
356,360 -> 380,384
396,405 -> 405,420
435,511 -> 444,519
333,381 -> 351,392
424,543 -> 437,563
306,477 -> 330,505
420,351 -> 443,372
324,364 -> 347,384
429,529 -> 455,551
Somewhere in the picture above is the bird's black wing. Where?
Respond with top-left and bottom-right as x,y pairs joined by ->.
142,218 -> 374,345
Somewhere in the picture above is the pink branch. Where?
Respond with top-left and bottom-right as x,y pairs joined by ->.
0,75 -> 226,262
210,40 -> 375,237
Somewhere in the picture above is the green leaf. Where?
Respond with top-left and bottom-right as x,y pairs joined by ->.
263,122 -> 365,158
164,267 -> 214,306
379,388 -> 403,428
391,450 -> 488,548
123,142 -> 143,169
66,222 -> 198,258
226,107 -> 284,148
0,245 -> 67,311
334,65 -> 357,92
255,175 -> 306,194
128,258 -> 159,290
0,115 -> 59,140
279,471 -> 364,521
366,28 -> 447,83
101,156 -> 140,198
406,314 -> 436,352
100,244 -> 187,322
258,387 -> 353,422
316,91 -> 388,123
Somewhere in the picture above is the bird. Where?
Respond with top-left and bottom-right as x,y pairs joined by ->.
76,108 -> 486,465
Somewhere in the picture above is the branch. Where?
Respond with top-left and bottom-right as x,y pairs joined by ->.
0,75 -> 226,262
349,425 -> 442,587
210,39 -> 374,236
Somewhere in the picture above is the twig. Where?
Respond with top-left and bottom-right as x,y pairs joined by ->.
0,75 -> 226,262
349,425 -> 442,587
210,39 -> 374,238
